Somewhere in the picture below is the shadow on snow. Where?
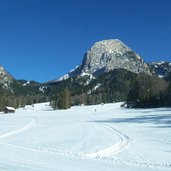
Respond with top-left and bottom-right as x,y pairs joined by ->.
90,108 -> 171,128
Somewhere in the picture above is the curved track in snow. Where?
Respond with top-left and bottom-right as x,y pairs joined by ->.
0,117 -> 38,140
86,113 -> 130,158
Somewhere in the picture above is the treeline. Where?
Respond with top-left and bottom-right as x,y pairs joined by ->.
0,80 -> 50,111
49,69 -> 133,108
0,94 -> 49,111
2,69 -> 169,111
127,74 -> 170,108
50,69 -> 171,109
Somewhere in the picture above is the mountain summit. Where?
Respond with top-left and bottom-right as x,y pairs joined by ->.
56,39 -> 151,82
80,39 -> 150,75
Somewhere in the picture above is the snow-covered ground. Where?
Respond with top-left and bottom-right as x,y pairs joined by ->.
0,102 -> 170,171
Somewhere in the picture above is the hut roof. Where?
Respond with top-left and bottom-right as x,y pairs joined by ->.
5,106 -> 15,111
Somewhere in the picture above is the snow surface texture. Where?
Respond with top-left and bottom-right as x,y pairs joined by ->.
0,103 -> 171,171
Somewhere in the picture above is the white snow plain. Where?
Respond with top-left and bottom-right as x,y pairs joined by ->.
0,102 -> 170,171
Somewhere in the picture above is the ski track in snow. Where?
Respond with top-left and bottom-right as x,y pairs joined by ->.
0,117 -> 38,140
1,141 -> 170,170
85,113 -> 130,158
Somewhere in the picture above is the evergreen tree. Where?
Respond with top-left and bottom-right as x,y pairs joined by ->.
58,88 -> 70,109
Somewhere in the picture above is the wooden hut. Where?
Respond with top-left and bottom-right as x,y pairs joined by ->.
4,106 -> 15,114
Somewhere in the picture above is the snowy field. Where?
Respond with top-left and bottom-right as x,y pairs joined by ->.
0,102 -> 171,171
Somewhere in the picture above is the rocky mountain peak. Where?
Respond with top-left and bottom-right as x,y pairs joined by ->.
89,39 -> 131,54
54,39 -> 151,83
80,39 -> 150,76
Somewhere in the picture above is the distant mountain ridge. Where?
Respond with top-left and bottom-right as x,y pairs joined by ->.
148,61 -> 171,78
0,65 -> 46,94
0,65 -> 49,111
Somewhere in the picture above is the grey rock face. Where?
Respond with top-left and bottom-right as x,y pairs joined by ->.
0,65 -> 13,84
80,39 -> 151,76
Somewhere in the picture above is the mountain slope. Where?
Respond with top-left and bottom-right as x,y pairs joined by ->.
0,65 -> 14,85
0,65 -> 50,111
0,65 -> 48,96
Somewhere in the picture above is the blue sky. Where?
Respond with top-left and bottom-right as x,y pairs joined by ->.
0,0 -> 171,82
